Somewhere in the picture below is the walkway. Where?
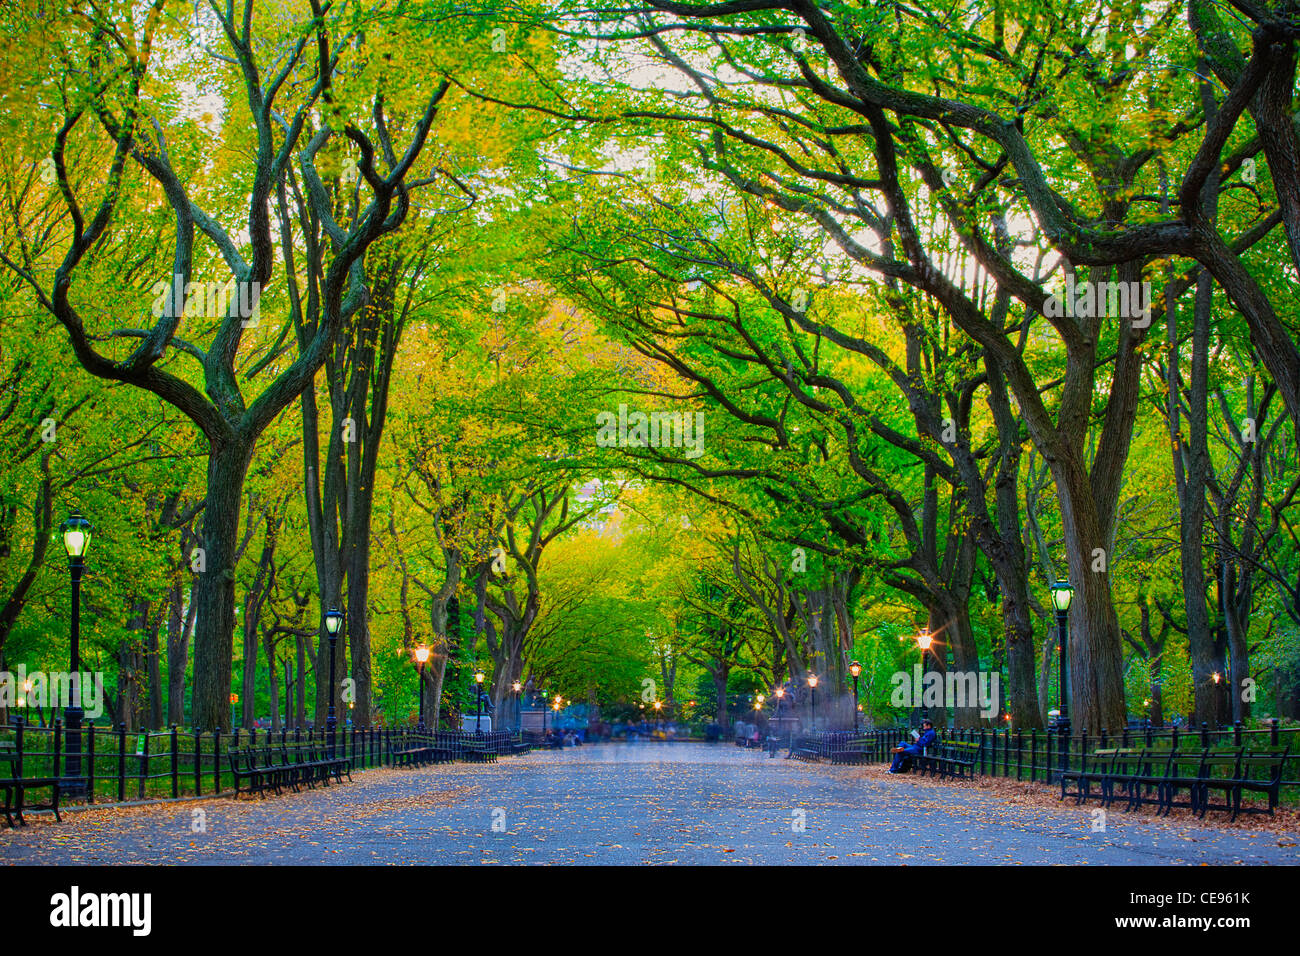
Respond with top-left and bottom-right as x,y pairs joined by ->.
2,743 -> 1295,864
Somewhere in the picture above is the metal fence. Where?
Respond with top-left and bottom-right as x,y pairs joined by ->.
1,718 -> 523,808
795,720 -> 1300,796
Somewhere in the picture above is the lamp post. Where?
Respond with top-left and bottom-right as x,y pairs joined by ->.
414,645 -> 430,731
324,606 -> 343,752
1050,580 -> 1074,779
773,685 -> 788,757
807,673 -> 819,732
512,680 -> 522,733
916,627 -> 934,721
474,671 -> 485,734
848,660 -> 862,732
61,512 -> 91,795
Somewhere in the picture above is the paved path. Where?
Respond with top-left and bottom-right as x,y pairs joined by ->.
2,743 -> 1296,865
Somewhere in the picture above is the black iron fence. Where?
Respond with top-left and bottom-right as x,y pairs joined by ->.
796,720 -> 1300,797
1,718 -> 522,808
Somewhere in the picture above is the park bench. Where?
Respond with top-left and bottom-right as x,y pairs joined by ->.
1,740 -> 63,827
1061,747 -> 1142,806
1061,745 -> 1290,821
461,740 -> 498,763
829,736 -> 873,764
283,742 -> 342,790
1063,747 -> 1200,815
389,737 -> 435,768
228,742 -> 348,798
790,735 -> 822,761
1060,746 -> 1113,805
315,743 -> 352,783
1186,748 -> 1242,818
931,741 -> 982,779
1197,745 -> 1289,820
1116,747 -> 1241,817
227,746 -> 282,798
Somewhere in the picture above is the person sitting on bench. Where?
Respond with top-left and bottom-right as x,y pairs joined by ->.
889,720 -> 937,773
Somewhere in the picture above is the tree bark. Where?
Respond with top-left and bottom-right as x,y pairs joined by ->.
190,438 -> 255,730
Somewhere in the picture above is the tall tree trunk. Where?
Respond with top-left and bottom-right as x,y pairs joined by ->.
1054,458 -> 1128,733
166,579 -> 195,727
241,623 -> 259,730
191,439 -> 255,731
295,633 -> 308,730
265,634 -> 281,733
713,664 -> 730,728
1179,267 -> 1217,726
146,599 -> 164,730
346,520 -> 373,726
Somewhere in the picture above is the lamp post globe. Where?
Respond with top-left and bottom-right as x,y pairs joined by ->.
60,512 -> 92,795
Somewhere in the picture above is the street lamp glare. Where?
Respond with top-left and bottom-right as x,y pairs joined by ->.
414,645 -> 430,664
774,687 -> 785,699
916,628 -> 933,652
324,606 -> 343,634
512,681 -> 521,693
1050,581 -> 1074,613
61,511 -> 92,558
474,671 -> 485,685
848,660 -> 862,678
807,673 -> 818,688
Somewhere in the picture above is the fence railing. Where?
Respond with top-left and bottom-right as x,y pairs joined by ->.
1,719 -> 523,808
796,720 -> 1300,796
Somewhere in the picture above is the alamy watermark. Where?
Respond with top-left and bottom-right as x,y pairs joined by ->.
1045,275 -> 1151,327
0,666 -> 105,719
889,666 -> 1000,718
150,274 -> 262,327
595,403 -> 704,459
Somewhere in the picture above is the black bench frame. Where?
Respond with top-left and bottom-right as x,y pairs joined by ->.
1,743 -> 63,827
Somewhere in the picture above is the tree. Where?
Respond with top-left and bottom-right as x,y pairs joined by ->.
2,3 -> 448,727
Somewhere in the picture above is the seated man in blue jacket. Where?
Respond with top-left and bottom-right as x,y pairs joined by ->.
888,719 -> 937,773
